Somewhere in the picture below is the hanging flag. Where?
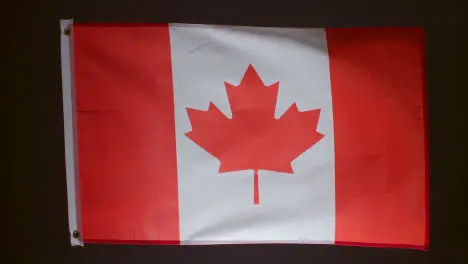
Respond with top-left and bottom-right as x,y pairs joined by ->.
61,20 -> 428,249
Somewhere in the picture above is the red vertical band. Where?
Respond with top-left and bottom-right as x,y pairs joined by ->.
327,28 -> 428,249
74,24 -> 180,243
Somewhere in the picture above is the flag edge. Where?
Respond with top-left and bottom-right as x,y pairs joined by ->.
60,18 -> 84,247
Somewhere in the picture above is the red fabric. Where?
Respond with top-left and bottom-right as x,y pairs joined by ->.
74,24 -> 180,243
327,28 -> 428,249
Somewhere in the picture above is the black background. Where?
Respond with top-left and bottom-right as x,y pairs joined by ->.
8,0 -> 468,263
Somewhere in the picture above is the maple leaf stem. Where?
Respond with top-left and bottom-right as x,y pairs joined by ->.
254,170 -> 260,205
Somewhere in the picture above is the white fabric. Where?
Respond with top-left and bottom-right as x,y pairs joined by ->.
60,19 -> 83,246
169,24 -> 336,243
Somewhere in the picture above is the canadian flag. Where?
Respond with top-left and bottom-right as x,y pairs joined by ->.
61,20 -> 428,249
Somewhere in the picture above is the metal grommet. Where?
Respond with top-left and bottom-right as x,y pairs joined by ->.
64,27 -> 71,36
72,230 -> 80,239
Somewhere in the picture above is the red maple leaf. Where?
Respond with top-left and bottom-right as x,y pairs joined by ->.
185,65 -> 324,205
